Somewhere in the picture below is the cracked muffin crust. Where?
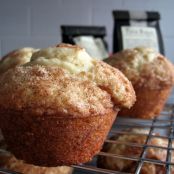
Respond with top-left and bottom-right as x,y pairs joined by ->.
0,44 -> 136,166
26,44 -> 136,108
105,47 -> 174,89
0,47 -> 38,74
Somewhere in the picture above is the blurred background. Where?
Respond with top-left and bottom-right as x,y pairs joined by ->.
0,0 -> 173,60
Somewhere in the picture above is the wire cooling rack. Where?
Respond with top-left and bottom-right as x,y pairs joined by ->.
0,103 -> 174,174
73,103 -> 174,174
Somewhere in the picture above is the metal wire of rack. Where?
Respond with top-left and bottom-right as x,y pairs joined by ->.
0,103 -> 174,174
73,103 -> 174,174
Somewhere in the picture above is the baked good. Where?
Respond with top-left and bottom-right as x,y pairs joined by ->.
0,44 -> 136,166
0,145 -> 73,174
97,129 -> 174,174
0,47 -> 38,74
0,154 -> 73,174
105,47 -> 174,119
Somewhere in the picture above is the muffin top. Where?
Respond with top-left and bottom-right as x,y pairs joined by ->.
98,128 -> 173,174
0,47 -> 38,74
0,44 -> 136,118
105,47 -> 174,89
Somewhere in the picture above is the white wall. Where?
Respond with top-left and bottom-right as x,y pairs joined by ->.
0,0 -> 173,61
1,0 -> 174,100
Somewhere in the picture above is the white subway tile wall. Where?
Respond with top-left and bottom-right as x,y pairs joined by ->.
1,37 -> 58,54
0,0 -> 174,99
0,0 -> 173,59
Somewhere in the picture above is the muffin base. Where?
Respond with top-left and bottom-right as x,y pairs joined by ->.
118,86 -> 172,119
0,109 -> 117,167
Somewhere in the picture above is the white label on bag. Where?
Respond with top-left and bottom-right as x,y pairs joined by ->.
121,26 -> 159,52
73,36 -> 109,60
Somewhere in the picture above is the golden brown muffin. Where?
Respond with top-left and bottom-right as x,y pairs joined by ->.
0,47 -> 38,74
97,129 -> 174,174
0,151 -> 73,174
0,44 -> 136,166
105,47 -> 174,119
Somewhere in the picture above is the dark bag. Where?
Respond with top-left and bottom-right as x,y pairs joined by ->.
61,26 -> 108,59
61,25 -> 107,48
113,10 -> 164,54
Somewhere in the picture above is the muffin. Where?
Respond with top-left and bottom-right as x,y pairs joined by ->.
0,44 -> 136,166
105,47 -> 174,119
0,150 -> 73,174
0,47 -> 38,74
97,129 -> 174,174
